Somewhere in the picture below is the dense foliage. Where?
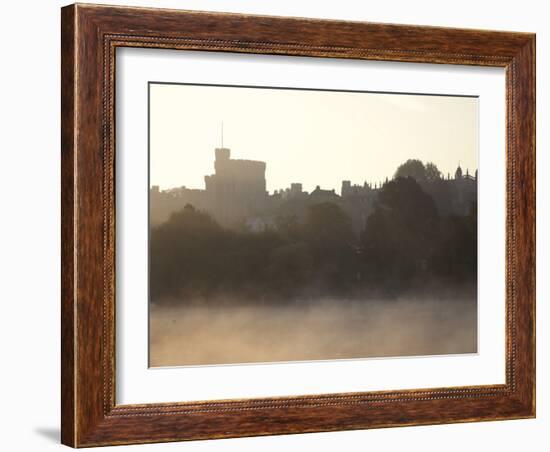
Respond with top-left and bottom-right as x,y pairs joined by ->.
150,173 -> 477,304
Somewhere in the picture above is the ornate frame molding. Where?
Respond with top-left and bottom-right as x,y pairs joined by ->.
62,4 -> 535,447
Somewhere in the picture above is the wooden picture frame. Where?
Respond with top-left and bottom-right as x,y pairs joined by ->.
61,3 -> 535,447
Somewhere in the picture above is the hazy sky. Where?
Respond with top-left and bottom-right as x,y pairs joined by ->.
149,83 -> 478,193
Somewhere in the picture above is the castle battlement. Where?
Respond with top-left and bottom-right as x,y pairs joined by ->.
150,147 -> 477,230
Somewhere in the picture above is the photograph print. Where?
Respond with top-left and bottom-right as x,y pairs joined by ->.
148,83 -> 478,367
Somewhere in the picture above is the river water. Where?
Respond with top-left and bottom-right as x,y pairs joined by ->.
149,297 -> 477,367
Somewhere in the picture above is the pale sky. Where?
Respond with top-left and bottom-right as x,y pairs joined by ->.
149,83 -> 478,193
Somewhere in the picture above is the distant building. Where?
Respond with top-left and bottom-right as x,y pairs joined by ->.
150,147 -> 267,227
341,180 -> 373,197
310,185 -> 339,202
150,146 -> 477,233
272,182 -> 308,201
450,165 -> 477,215
204,147 -> 267,225
340,181 -> 378,234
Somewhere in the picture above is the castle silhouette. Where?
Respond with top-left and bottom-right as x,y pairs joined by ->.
150,146 -> 477,232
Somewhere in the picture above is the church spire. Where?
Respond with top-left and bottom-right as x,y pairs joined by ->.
455,162 -> 463,180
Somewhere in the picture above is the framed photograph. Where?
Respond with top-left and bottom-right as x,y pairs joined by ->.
61,3 -> 535,447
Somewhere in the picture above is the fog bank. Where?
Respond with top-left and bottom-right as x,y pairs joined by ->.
149,296 -> 477,367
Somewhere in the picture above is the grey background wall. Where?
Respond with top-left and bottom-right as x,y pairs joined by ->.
0,1 -> 546,450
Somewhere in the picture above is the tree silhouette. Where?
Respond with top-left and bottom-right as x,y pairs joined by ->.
150,204 -> 229,299
395,159 -> 443,184
301,202 -> 356,291
361,177 -> 438,287
425,162 -> 442,181
267,242 -> 313,297
431,202 -> 477,281
394,159 -> 427,182
303,202 -> 354,248
149,158 -> 477,304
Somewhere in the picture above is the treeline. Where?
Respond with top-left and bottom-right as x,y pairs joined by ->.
150,175 -> 476,304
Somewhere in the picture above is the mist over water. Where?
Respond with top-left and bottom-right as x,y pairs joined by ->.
148,158 -> 478,367
149,296 -> 477,367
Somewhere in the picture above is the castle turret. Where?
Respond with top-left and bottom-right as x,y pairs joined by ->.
206,146 -> 267,226
455,165 -> 463,179
342,180 -> 351,196
290,183 -> 303,194
214,147 -> 231,172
